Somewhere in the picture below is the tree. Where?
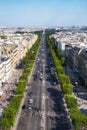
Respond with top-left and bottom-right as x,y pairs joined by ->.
65,95 -> 77,108
62,83 -> 73,95
2,108 -> 15,127
58,74 -> 70,84
1,118 -> 10,128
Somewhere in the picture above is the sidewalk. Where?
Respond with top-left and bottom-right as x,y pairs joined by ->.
66,64 -> 87,115
0,68 -> 23,119
1,68 -> 23,92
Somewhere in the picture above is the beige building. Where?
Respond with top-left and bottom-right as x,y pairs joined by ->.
0,59 -> 5,87
65,44 -> 87,87
0,33 -> 38,88
0,44 -> 19,88
4,58 -> 11,81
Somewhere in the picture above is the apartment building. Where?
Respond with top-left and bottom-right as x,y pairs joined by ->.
0,58 -> 5,87
8,44 -> 19,72
55,39 -> 65,56
0,33 -> 38,88
51,30 -> 87,87
78,48 -> 87,86
65,44 -> 87,87
4,58 -> 11,81
18,42 -> 27,60
0,56 -> 12,85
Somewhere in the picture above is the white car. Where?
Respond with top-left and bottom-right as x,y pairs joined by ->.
37,70 -> 39,73
28,105 -> 32,110
40,76 -> 43,80
53,82 -> 56,85
28,107 -> 32,110
29,99 -> 33,104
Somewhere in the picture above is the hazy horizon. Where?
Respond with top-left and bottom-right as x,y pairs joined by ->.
0,0 -> 87,27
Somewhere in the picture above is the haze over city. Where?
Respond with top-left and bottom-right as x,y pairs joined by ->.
0,0 -> 87,27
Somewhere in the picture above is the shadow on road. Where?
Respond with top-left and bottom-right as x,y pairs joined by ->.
73,86 -> 87,101
47,87 -> 71,130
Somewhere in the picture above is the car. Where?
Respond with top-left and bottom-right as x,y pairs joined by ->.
40,76 -> 43,80
53,82 -> 56,85
37,70 -> 39,73
40,73 -> 43,76
28,104 -> 32,110
37,58 -> 40,61
29,92 -> 33,96
33,74 -> 37,80
22,105 -> 26,109
28,106 -> 32,110
73,81 -> 79,86
29,99 -> 33,104
75,82 -> 78,85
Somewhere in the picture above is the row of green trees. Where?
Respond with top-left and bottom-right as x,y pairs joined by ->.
47,34 -> 87,130
0,33 -> 42,130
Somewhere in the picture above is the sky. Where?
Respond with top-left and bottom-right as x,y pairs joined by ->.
0,0 -> 87,27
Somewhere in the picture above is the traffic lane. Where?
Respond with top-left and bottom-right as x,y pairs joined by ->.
43,44 -> 55,126
27,73 -> 42,129
25,74 -> 42,129
43,59 -> 71,129
17,69 -> 42,130
46,85 -> 70,130
44,36 -> 71,129
17,83 -> 42,130
17,36 -> 44,130
44,37 -> 66,129
25,99 -> 41,130
45,94 -> 54,130
45,80 -> 62,129
44,69 -> 63,129
16,97 -> 36,129
31,82 -> 41,110
18,72 -> 44,128
17,105 -> 41,130
45,78 -> 70,129
44,79 -> 70,130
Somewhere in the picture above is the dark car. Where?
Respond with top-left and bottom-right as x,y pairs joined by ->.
29,92 -> 33,96
33,74 -> 37,80
22,105 -> 26,109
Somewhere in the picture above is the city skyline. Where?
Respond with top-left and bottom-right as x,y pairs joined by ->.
0,0 -> 87,27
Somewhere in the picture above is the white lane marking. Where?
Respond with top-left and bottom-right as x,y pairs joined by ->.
41,42 -> 46,130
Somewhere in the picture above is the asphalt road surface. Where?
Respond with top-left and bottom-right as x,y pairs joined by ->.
17,32 -> 72,130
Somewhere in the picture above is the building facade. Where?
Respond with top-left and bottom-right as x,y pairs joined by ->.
0,33 -> 38,88
65,44 -> 87,87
